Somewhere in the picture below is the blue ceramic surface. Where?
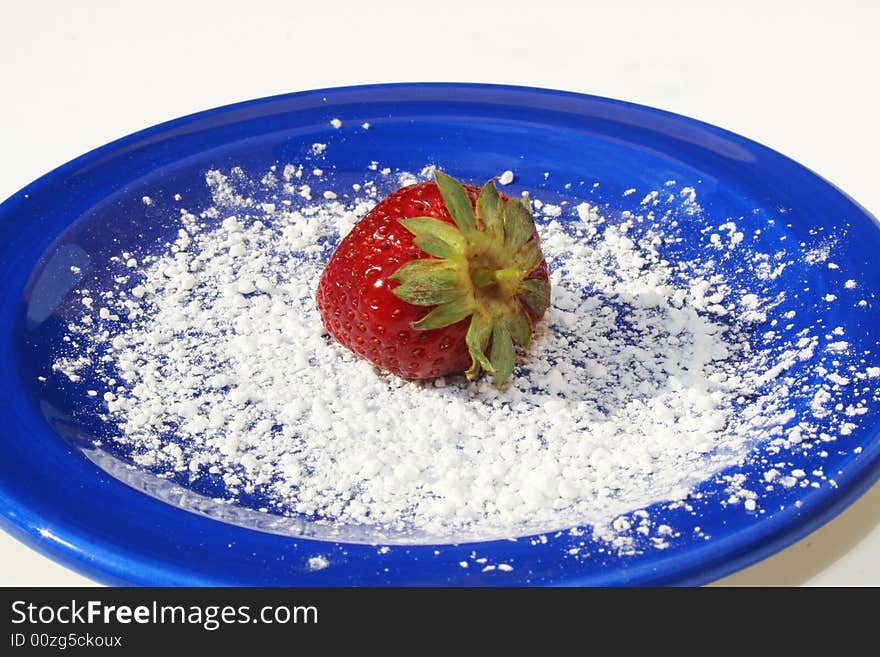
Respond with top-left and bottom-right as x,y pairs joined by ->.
0,83 -> 878,585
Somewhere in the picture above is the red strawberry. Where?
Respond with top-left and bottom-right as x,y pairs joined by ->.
316,171 -> 551,384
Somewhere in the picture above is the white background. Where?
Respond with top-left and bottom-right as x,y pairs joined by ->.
1,0 -> 878,585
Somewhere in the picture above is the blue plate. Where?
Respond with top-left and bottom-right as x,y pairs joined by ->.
1,83 -> 879,586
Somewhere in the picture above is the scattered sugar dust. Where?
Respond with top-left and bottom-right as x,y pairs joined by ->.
49,157 -> 879,553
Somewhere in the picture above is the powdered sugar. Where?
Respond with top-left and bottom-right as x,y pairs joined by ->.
498,170 -> 515,185
50,161 -> 879,548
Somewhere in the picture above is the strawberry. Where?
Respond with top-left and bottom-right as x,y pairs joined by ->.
316,171 -> 551,384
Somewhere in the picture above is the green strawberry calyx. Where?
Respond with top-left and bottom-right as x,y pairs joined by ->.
389,171 -> 551,385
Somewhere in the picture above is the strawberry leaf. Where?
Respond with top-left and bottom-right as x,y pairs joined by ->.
465,312 -> 494,378
399,216 -> 466,259
505,305 -> 532,347
434,170 -> 477,235
489,323 -> 515,384
512,239 -> 544,274
390,259 -> 464,306
393,281 -> 465,306
389,258 -> 458,282
476,179 -> 503,238
503,199 -> 535,253
519,279 -> 550,316
412,295 -> 473,330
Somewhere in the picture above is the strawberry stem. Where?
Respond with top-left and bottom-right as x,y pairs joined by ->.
473,268 -> 522,288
